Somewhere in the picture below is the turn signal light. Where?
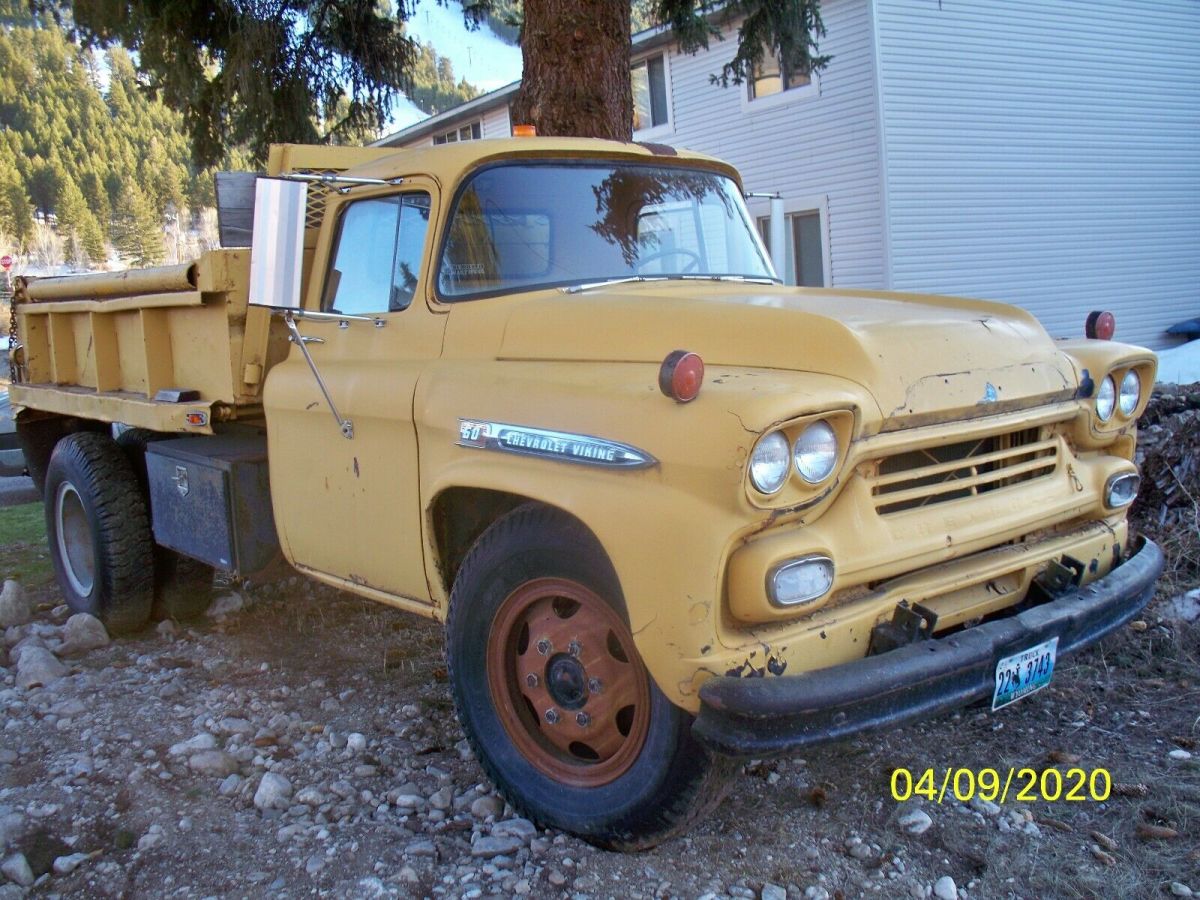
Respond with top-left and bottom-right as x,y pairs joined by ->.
513,124 -> 537,137
659,350 -> 704,403
1085,310 -> 1116,340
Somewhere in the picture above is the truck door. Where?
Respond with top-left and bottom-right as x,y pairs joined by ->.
264,180 -> 445,603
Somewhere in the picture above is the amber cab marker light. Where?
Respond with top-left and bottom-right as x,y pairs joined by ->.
659,350 -> 705,403
1085,310 -> 1116,340
513,124 -> 537,137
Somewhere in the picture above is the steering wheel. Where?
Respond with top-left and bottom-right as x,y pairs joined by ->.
635,248 -> 702,274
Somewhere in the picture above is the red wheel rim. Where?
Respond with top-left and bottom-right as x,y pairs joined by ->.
486,578 -> 651,787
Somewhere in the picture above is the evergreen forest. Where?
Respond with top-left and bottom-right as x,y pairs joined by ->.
0,6 -> 484,269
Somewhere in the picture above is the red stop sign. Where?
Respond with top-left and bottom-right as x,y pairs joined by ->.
0,255 -> 11,270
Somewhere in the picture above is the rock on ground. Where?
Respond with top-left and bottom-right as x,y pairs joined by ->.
933,876 -> 958,900
0,581 -> 29,629
254,772 -> 293,810
0,853 -> 33,887
58,613 -> 110,656
15,645 -> 67,689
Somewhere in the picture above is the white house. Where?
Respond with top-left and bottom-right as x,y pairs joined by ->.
376,0 -> 1200,350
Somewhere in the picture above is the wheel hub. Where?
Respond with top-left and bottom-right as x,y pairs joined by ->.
486,577 -> 651,788
546,653 -> 589,710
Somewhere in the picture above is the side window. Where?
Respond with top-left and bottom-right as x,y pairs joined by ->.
323,192 -> 432,314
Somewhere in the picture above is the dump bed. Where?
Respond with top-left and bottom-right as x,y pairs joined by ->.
7,143 -> 400,434
8,250 -> 289,434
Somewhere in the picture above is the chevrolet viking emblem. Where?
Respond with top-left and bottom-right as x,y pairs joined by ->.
981,382 -> 999,404
457,419 -> 656,469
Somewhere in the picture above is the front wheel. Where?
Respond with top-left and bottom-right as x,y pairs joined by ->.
446,504 -> 733,850
44,432 -> 155,634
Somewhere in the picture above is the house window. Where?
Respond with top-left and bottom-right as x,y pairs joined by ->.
433,121 -> 482,145
631,55 -> 669,132
758,211 -> 825,287
749,43 -> 812,100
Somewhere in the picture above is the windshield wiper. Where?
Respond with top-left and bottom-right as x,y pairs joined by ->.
560,276 -> 669,294
680,274 -> 779,285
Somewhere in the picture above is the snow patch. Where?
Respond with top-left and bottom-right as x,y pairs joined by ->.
1155,340 -> 1200,386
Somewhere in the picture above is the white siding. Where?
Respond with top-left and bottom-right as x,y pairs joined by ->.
663,0 -> 886,287
481,104 -> 512,138
874,0 -> 1200,349
394,105 -> 511,149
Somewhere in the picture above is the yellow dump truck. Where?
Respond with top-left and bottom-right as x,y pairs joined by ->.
5,138 -> 1162,848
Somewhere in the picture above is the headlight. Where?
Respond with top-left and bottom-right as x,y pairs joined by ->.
1105,472 -> 1139,508
768,555 -> 835,607
1095,375 -> 1116,422
749,431 -> 790,494
793,420 -> 838,483
1118,370 -> 1141,416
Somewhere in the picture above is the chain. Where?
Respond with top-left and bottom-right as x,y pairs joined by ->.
5,272 -> 19,383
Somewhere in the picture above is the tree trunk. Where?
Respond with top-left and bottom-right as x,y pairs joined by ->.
511,0 -> 632,140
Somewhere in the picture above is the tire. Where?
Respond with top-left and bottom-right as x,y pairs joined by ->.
446,504 -> 734,850
44,432 -> 154,634
115,428 -> 215,621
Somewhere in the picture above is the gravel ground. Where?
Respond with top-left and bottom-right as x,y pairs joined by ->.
0,560 -> 1196,900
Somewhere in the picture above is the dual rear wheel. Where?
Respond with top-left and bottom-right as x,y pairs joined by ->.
44,431 -> 213,633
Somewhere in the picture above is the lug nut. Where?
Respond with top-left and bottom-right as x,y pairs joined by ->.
567,640 -> 582,657
576,712 -> 590,727
536,638 -> 551,655
544,708 -> 559,725
525,673 -> 539,688
587,678 -> 603,693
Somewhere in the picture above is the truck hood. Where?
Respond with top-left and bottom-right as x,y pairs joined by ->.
496,283 -> 1077,426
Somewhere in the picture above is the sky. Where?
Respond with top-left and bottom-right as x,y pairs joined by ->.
391,1 -> 523,131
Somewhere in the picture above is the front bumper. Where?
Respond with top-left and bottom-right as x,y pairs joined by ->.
694,536 -> 1163,757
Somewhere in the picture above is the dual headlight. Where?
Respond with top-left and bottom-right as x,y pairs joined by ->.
749,420 -> 839,494
1095,370 -> 1142,423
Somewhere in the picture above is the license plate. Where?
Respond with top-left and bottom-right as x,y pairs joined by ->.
992,637 -> 1058,711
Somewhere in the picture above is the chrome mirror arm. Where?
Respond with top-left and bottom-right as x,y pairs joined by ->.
281,311 -> 354,439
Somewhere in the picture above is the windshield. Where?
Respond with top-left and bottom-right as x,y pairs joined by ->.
437,162 -> 776,299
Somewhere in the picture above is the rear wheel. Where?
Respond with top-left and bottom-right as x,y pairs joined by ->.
446,504 -> 733,850
115,428 -> 214,620
44,432 -> 154,634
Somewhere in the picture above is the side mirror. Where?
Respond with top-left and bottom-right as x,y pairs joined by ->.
249,178 -> 307,309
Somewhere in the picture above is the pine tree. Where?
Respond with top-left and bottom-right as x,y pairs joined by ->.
112,183 -> 163,267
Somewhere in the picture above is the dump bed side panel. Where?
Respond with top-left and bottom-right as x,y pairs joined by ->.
10,249 -> 289,434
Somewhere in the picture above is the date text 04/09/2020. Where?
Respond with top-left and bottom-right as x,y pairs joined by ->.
891,767 -> 1113,804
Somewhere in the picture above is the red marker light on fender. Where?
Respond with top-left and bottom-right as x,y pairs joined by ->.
659,350 -> 704,403
1085,310 -> 1116,340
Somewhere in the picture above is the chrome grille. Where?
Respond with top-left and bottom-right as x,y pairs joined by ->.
868,427 -> 1058,515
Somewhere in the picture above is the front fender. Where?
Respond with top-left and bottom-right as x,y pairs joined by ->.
415,359 -> 876,708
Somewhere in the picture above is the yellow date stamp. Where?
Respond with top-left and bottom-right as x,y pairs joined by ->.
890,767 -> 1112,804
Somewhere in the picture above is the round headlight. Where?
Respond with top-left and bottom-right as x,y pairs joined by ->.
1118,370 -> 1141,416
793,420 -> 839,483
1096,375 -> 1116,422
749,431 -> 790,494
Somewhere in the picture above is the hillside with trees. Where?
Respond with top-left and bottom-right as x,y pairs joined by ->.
0,6 -> 482,270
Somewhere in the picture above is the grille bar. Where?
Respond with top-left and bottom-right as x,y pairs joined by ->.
869,437 -> 1059,490
868,426 -> 1059,515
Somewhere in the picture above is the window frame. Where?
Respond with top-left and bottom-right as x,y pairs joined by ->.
433,120 -> 483,145
631,51 -> 673,140
740,44 -> 820,112
319,190 -> 434,316
751,193 -> 831,287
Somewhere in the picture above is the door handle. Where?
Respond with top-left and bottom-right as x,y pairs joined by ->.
290,334 -> 325,345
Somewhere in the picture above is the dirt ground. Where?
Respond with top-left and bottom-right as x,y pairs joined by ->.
0,503 -> 1196,900
0,385 -> 1198,899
